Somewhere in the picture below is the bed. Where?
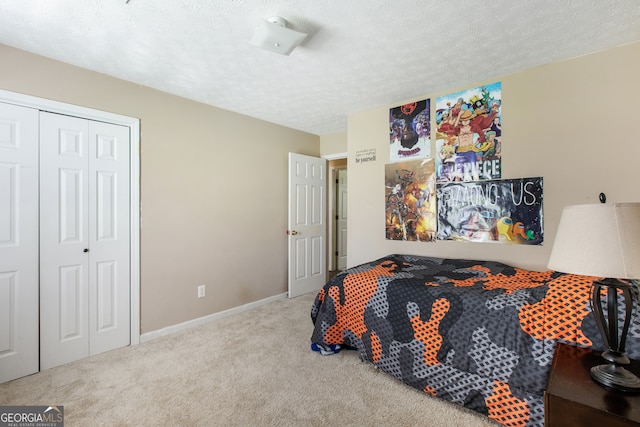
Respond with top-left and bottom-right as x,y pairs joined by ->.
310,254 -> 640,427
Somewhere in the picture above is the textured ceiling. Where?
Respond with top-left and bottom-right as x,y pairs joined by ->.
1,1 -> 639,136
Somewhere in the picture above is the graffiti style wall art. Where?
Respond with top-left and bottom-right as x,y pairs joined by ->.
435,82 -> 502,183
385,158 -> 436,242
436,177 -> 543,245
389,99 -> 430,162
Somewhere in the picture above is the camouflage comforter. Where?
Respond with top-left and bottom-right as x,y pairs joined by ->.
310,254 -> 640,427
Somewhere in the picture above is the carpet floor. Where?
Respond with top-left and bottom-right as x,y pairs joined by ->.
0,292 -> 498,426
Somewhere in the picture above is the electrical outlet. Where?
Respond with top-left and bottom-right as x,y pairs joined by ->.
197,284 -> 205,298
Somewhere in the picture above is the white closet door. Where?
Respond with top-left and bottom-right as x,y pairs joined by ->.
40,113 -> 91,369
40,112 -> 130,369
0,102 -> 39,383
88,120 -> 130,355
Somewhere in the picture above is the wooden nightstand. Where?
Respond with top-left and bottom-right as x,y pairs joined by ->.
545,343 -> 640,427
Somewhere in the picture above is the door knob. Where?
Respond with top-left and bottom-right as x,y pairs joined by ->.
290,230 -> 298,235
83,248 -> 89,253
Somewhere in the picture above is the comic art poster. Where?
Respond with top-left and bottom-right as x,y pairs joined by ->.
389,99 -> 430,162
385,158 -> 436,242
435,82 -> 502,182
436,177 -> 543,245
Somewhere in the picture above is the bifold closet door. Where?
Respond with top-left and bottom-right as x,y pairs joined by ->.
40,112 -> 130,370
0,102 -> 39,383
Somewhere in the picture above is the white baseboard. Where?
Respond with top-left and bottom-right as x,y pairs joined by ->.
139,292 -> 288,343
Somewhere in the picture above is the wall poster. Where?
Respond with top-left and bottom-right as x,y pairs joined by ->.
436,177 -> 543,245
435,82 -> 502,183
385,158 -> 436,242
389,99 -> 430,162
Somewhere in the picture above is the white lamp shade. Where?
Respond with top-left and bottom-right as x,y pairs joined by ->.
249,18 -> 307,55
547,203 -> 640,279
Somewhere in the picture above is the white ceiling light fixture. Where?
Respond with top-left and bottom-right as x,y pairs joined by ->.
250,16 -> 307,56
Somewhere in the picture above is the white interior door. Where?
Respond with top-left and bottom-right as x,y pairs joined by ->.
336,168 -> 348,270
40,112 -> 130,370
0,102 -> 39,383
288,153 -> 327,298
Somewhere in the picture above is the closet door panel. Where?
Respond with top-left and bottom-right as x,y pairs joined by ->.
88,121 -> 130,354
59,168 -> 83,242
59,264 -> 84,340
40,112 -> 90,370
0,102 -> 39,383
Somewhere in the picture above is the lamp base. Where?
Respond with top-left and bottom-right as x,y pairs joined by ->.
591,363 -> 640,393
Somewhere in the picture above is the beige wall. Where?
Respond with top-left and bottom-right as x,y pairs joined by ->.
320,131 -> 347,156
4,39 -> 639,333
0,44 -> 320,333
347,41 -> 640,271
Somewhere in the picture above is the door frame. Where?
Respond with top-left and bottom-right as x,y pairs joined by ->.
0,89 -> 141,346
323,153 -> 347,272
334,167 -> 348,270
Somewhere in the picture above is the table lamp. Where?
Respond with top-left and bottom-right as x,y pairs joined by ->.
547,202 -> 640,392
